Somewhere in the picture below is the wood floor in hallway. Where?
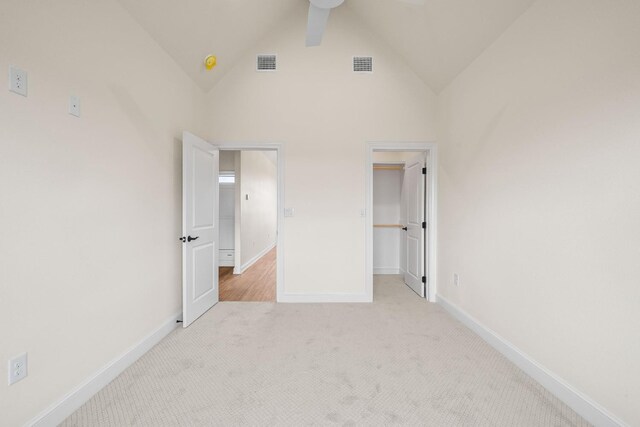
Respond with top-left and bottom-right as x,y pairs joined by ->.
219,247 -> 276,302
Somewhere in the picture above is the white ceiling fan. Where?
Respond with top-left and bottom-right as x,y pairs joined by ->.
305,0 -> 344,47
305,0 -> 425,47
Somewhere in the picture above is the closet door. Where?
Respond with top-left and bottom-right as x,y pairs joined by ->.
403,154 -> 426,297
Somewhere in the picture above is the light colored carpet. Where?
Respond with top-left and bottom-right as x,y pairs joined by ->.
63,276 -> 590,426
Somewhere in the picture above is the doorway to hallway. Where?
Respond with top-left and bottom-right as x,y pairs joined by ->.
217,149 -> 278,302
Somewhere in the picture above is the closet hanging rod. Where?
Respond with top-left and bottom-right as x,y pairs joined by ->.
373,165 -> 404,171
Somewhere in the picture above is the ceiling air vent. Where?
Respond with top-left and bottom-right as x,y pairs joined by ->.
353,56 -> 373,73
257,54 -> 277,71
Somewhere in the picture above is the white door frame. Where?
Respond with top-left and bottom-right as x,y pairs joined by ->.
216,142 -> 285,302
366,142 -> 438,302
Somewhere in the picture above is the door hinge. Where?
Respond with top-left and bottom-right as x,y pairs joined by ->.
422,167 -> 426,175
422,276 -> 427,284
422,221 -> 426,229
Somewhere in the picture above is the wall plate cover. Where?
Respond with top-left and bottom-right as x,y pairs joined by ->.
9,66 -> 27,96
8,353 -> 27,385
69,95 -> 81,117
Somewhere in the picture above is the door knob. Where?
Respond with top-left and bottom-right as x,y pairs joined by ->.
187,236 -> 199,242
402,227 -> 408,231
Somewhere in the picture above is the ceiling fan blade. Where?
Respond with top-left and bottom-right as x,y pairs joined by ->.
306,4 -> 331,47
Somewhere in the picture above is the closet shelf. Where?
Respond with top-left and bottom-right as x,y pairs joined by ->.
373,224 -> 404,228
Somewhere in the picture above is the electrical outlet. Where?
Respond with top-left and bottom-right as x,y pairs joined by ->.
453,273 -> 460,287
9,66 -> 28,96
284,208 -> 295,217
69,95 -> 81,117
8,353 -> 27,385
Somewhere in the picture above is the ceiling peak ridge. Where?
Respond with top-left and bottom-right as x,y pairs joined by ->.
341,3 -> 437,94
204,2 -> 438,98
438,0 -> 538,94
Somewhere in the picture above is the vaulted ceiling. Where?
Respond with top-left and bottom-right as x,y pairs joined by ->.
346,0 -> 535,92
117,0 -> 535,93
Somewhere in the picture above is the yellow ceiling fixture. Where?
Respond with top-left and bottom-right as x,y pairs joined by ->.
204,55 -> 217,70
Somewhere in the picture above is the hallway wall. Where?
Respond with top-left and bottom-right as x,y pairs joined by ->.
237,151 -> 278,272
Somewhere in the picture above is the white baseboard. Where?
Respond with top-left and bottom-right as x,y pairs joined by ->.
29,311 -> 181,427
234,242 -> 276,275
373,268 -> 401,275
279,293 -> 371,303
436,295 -> 627,427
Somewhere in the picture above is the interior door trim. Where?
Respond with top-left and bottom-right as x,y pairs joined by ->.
365,142 -> 438,302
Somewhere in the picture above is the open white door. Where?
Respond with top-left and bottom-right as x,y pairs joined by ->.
182,132 -> 219,327
403,154 -> 426,297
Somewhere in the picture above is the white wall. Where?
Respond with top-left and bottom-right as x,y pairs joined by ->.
372,152 -> 420,163
373,169 -> 403,274
436,0 -> 640,424
219,150 -> 236,172
207,4 -> 437,296
237,151 -> 278,272
0,0 -> 207,425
